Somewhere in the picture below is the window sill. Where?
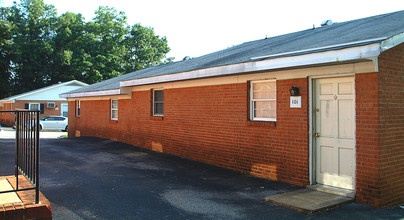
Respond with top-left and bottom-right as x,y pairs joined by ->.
247,120 -> 276,127
151,116 -> 164,120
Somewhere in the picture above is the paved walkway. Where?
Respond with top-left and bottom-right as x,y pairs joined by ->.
0,137 -> 403,219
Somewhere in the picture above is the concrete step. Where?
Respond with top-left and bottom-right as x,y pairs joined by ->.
265,188 -> 354,214
307,184 -> 355,198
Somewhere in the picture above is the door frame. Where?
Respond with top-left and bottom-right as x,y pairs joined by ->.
308,74 -> 356,188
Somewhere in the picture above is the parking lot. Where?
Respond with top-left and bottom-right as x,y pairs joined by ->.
0,126 -> 67,139
0,135 -> 403,219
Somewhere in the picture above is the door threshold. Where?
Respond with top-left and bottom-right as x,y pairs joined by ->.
307,184 -> 355,198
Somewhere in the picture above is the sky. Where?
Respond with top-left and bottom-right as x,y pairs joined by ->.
1,0 -> 403,61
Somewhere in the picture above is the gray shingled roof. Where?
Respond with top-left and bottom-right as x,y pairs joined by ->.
66,10 -> 404,95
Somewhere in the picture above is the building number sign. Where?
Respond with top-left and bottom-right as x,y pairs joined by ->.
290,96 -> 302,108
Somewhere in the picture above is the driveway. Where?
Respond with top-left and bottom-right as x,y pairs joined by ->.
0,137 -> 403,219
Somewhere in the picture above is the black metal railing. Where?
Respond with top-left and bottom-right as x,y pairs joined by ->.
0,110 -> 40,204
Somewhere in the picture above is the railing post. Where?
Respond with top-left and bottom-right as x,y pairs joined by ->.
0,110 -> 40,203
35,110 -> 40,204
15,112 -> 19,190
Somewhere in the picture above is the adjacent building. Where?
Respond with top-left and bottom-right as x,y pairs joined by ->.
0,80 -> 88,126
61,11 -> 404,208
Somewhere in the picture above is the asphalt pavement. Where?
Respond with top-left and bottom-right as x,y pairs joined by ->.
0,136 -> 403,219
0,126 -> 67,139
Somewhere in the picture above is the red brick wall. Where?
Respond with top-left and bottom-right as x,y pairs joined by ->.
355,73 -> 382,206
69,78 -> 309,187
355,42 -> 404,208
377,42 -> 404,208
0,103 -> 15,126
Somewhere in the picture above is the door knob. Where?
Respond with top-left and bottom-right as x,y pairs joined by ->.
315,133 -> 320,137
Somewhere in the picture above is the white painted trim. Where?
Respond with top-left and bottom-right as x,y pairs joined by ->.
308,73 -> 356,186
251,37 -> 386,60
60,89 -> 121,98
66,62 -> 375,100
381,32 -> 404,52
76,100 -> 80,117
111,99 -> 118,121
29,103 -> 40,111
152,89 -> 164,116
250,79 -> 277,122
120,44 -> 381,88
8,80 -> 88,101
310,76 -> 356,190
308,76 -> 314,186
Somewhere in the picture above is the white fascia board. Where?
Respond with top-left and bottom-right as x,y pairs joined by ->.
9,80 -> 88,100
381,32 -> 404,52
251,37 -> 386,60
59,89 -> 121,98
120,43 -> 381,87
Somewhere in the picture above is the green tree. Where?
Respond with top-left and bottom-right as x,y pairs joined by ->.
0,2 -> 173,97
52,6 -> 173,84
82,6 -> 129,83
51,12 -> 87,84
0,7 -> 12,98
7,0 -> 57,94
124,24 -> 172,73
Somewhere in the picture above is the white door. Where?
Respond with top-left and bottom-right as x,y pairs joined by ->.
314,77 -> 355,190
61,103 -> 68,117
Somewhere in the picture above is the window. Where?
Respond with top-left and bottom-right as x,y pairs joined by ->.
76,100 -> 80,117
29,103 -> 40,111
111,100 -> 118,120
250,80 -> 276,121
153,90 -> 164,116
47,102 -> 55,108
26,103 -> 44,114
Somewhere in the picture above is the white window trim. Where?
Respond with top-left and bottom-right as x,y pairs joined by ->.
153,89 -> 164,116
29,103 -> 41,111
111,99 -> 118,120
76,100 -> 80,117
250,79 -> 277,122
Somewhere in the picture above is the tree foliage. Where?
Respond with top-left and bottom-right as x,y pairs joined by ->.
0,1 -> 172,99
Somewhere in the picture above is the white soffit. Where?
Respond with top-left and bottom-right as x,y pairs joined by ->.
120,43 -> 382,88
60,89 -> 120,98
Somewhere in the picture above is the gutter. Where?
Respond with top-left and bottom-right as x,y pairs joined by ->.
250,37 -> 387,60
120,41 -> 382,88
63,35 -> 404,98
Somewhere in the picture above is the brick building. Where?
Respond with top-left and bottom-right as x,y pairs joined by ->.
61,11 -> 404,207
0,80 -> 88,126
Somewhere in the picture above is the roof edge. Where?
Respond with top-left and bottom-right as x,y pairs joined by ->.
119,43 -> 381,88
381,32 -> 404,52
250,37 -> 387,60
3,80 -> 88,101
60,89 -> 121,98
